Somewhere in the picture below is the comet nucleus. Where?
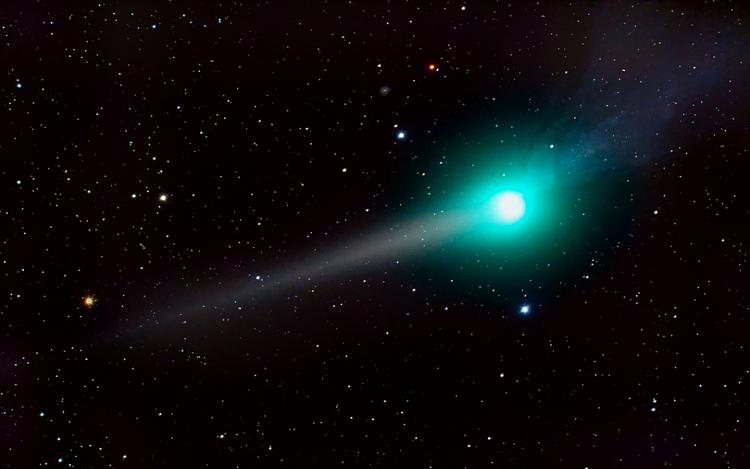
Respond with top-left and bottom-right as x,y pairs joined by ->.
491,191 -> 526,224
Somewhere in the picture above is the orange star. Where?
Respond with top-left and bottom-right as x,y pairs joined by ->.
427,63 -> 438,72
82,295 -> 96,308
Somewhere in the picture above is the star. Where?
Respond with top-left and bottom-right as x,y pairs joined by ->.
396,130 -> 406,140
159,193 -> 168,202
82,295 -> 96,308
520,304 -> 530,315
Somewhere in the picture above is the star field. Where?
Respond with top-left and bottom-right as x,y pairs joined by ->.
2,1 -> 750,467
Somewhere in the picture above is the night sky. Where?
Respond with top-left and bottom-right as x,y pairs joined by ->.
3,1 -> 750,467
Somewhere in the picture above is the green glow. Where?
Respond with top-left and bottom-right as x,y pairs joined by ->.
394,108 -> 633,296
460,172 -> 559,246
490,190 -> 526,224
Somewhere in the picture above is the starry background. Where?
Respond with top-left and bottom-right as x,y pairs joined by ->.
3,1 -> 750,467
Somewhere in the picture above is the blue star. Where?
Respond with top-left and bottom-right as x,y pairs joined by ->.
519,304 -> 530,315
395,130 -> 406,141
